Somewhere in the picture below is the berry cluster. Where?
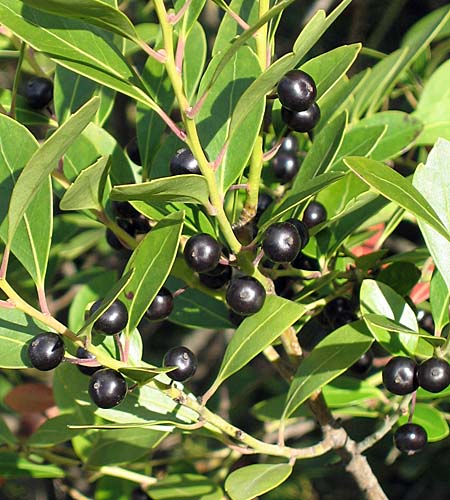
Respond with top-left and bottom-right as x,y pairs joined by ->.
277,70 -> 320,133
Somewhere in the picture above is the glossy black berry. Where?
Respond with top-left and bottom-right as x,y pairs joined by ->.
112,201 -> 140,220
199,264 -> 232,289
291,252 -> 320,271
170,148 -> 201,175
145,287 -> 174,321
88,368 -> 127,408
226,277 -> 266,316
256,193 -> 273,221
130,215 -> 151,234
272,152 -> 299,184
323,297 -> 353,324
302,200 -> 327,228
163,346 -> 197,382
25,77 -> 53,109
279,134 -> 298,154
382,357 -> 418,395
184,233 -> 222,273
131,487 -> 151,500
106,219 -> 136,251
277,70 -> 317,112
28,332 -> 65,371
126,137 -> 142,166
76,347 -> 101,376
417,358 -> 450,393
417,310 -> 434,334
281,103 -> 321,133
90,299 -> 129,335
106,228 -> 125,250
229,310 -> 246,327
286,218 -> 309,250
262,222 -> 301,263
394,423 -> 427,455
350,349 -> 374,376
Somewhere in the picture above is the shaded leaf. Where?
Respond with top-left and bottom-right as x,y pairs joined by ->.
430,270 -> 450,334
148,473 -> 224,500
28,414 -> 79,447
0,452 -> 64,478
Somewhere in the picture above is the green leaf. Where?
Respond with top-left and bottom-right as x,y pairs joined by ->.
344,156 -> 450,243
8,97 -> 99,247
290,111 -> 347,191
0,307 -> 45,369
196,46 -> 264,192
121,212 -> 184,334
0,113 -> 52,285
207,296 -> 305,397
119,365 -> 172,385
413,139 -> 450,294
377,261 -> 421,296
111,176 -> 209,205
430,270 -> 450,334
225,464 -> 292,500
175,0 -> 208,38
27,414 -> 79,447
148,473 -> 224,500
95,476 -> 135,500
0,452 -> 64,478
282,321 -> 373,420
60,156 -> 111,211
360,279 -> 419,355
183,21 -> 207,103
20,0 -> 138,40
398,403 -> 449,442
0,416 -> 17,445
322,377 -> 384,408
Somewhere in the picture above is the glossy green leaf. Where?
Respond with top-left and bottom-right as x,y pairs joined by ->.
60,156 -> 111,211
175,0 -> 208,38
322,377 -> 384,408
121,212 -> 184,334
111,176 -> 209,205
27,414 -> 79,447
0,308 -> 45,369
20,0 -> 138,40
0,452 -> 64,478
0,114 -> 52,285
8,97 -> 99,246
183,22 -> 207,103
225,464 -> 292,500
282,321 -> 373,420
430,270 -> 450,333
291,111 -> 347,190
0,416 -> 17,445
413,139 -> 450,294
344,156 -> 450,243
197,46 -> 263,191
377,261 -> 421,296
398,403 -> 449,442
148,473 -> 224,500
360,279 -> 419,355
207,296 -> 305,397
119,365 -> 172,385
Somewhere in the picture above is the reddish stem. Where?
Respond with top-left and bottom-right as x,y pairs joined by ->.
173,287 -> 188,298
175,35 -> 185,74
115,334 -> 126,363
139,41 -> 166,64
263,138 -> 283,162
168,0 -> 192,25
228,184 -> 248,192
0,247 -> 10,279
186,90 -> 209,118
155,106 -> 186,141
408,391 -> 417,423
64,357 -> 101,367
37,286 -> 50,315
0,300 -> 15,309
212,142 -> 228,171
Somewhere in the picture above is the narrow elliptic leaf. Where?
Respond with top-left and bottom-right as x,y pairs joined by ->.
398,403 -> 449,442
148,473 -> 224,500
175,0 -> 208,38
183,22 -> 207,102
0,308 -> 44,369
0,114 -> 52,285
119,365 -> 173,385
413,139 -> 450,293
225,464 -> 292,500
291,111 -> 347,190
20,0 -> 138,40
207,296 -> 305,398
360,279 -> 419,355
430,270 -> 450,334
0,416 -> 17,445
27,414 -> 79,447
121,212 -> 184,334
60,156 -> 111,211
111,175 -> 209,205
282,320 -> 373,420
344,156 -> 450,243
8,97 -> 100,246
0,452 -> 64,478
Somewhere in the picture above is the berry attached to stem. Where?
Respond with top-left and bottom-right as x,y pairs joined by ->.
394,423 -> 427,455
90,299 -> 129,336
163,346 -> 198,382
277,70 -> 317,112
184,233 -> 222,273
382,356 -> 418,395
88,368 -> 127,408
28,332 -> 65,371
262,222 -> 301,263
226,277 -> 266,316
417,357 -> 450,393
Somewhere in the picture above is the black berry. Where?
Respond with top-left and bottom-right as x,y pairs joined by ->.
350,349 -> 374,376
382,357 -> 418,395
272,152 -> 299,184
25,77 -> 53,109
126,137 -> 142,166
88,368 -> 127,409
130,215 -> 151,234
131,487 -> 151,500
394,423 -> 427,455
279,134 -> 298,154
28,332 -> 65,371
229,310 -> 246,327
302,200 -> 327,228
184,233 -> 222,273
90,299 -> 129,335
226,277 -> 266,316
199,264 -> 232,289
256,193 -> 273,221
145,287 -> 174,321
163,346 -> 197,382
262,222 -> 301,263
286,218 -> 309,250
170,148 -> 201,175
417,310 -> 434,334
417,358 -> 450,393
291,252 -> 320,271
112,201 -> 140,220
281,103 -> 321,133
76,347 -> 101,376
277,70 -> 317,112
323,297 -> 353,324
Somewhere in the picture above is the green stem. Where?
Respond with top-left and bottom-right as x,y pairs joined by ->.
98,466 -> 157,487
9,41 -> 26,119
96,210 -> 138,250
